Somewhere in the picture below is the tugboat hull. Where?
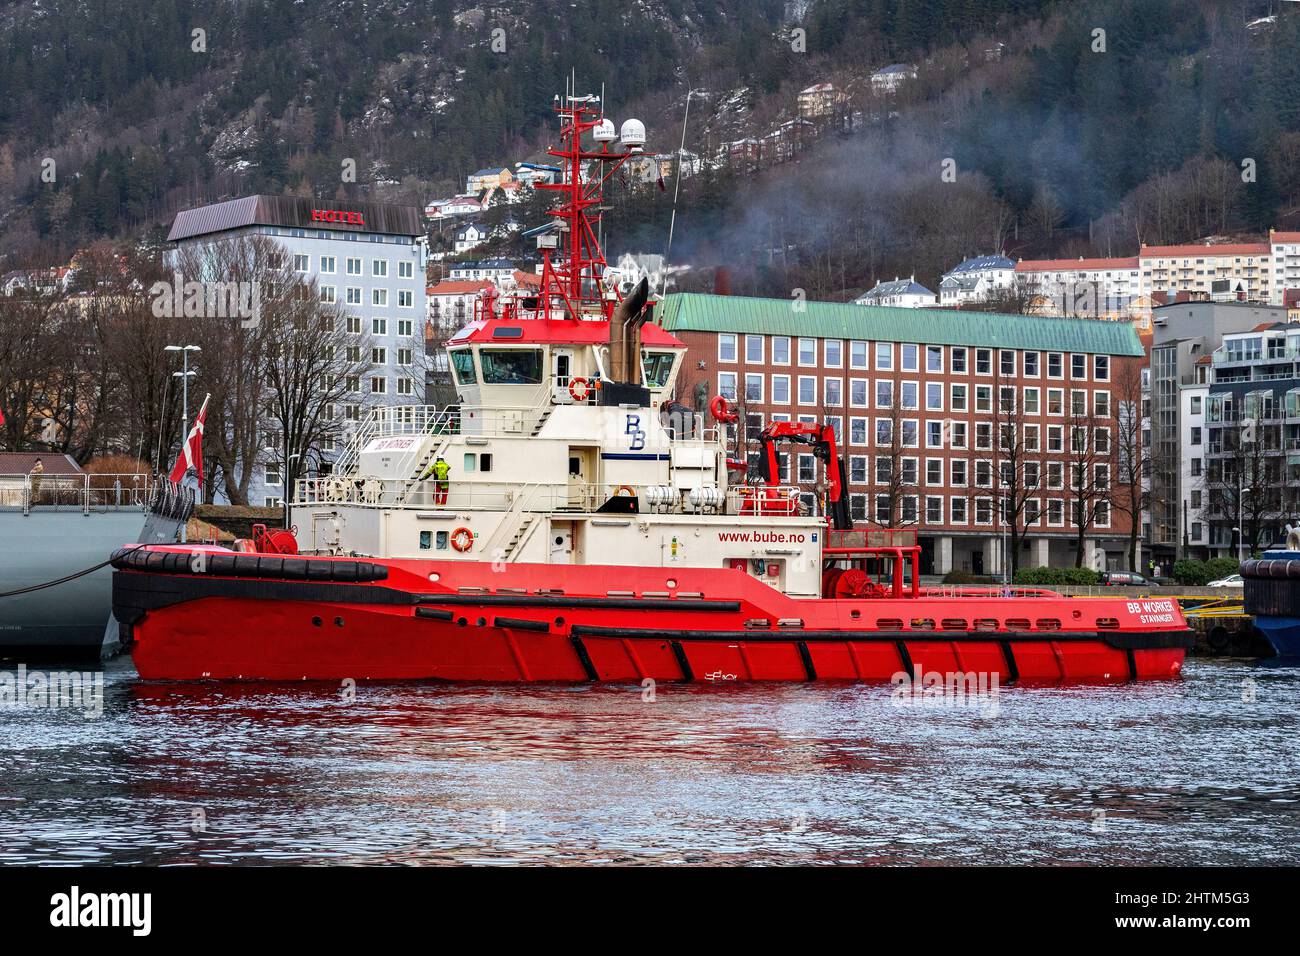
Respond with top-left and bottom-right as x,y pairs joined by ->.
112,549 -> 1191,683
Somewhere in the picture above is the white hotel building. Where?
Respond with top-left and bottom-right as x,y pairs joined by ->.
166,195 -> 428,506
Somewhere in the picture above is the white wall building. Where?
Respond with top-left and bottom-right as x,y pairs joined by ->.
854,276 -> 936,309
939,254 -> 1015,306
166,195 -> 428,506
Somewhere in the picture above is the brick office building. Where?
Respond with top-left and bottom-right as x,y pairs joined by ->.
655,293 -> 1146,576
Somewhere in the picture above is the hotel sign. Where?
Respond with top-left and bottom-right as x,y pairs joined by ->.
312,208 -> 366,226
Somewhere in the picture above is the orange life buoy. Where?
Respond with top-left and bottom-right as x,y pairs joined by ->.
450,527 -> 474,553
613,484 -> 635,498
710,394 -> 736,423
569,377 -> 591,402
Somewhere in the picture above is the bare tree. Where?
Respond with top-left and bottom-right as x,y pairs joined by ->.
871,377 -> 918,528
173,236 -> 370,504
989,362 -> 1040,575
1204,412 -> 1282,557
1065,389 -> 1119,567
1111,361 -> 1148,570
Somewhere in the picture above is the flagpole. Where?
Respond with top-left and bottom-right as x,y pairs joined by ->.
167,344 -> 201,542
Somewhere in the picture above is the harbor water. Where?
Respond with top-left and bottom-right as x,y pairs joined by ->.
1,657 -> 1297,865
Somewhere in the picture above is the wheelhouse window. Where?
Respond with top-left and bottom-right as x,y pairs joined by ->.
450,349 -> 477,385
479,348 -> 544,384
642,352 -> 675,388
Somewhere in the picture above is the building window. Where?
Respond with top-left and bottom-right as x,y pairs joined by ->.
825,378 -> 842,407
772,375 -> 790,404
1094,355 -> 1109,380
951,384 -> 967,411
1071,353 -> 1087,379
875,380 -> 893,408
850,378 -> 868,407
1048,388 -> 1064,415
951,347 -> 967,373
875,419 -> 893,446
293,254 -> 309,273
772,337 -> 791,365
399,261 -> 414,279
398,347 -> 413,365
346,287 -> 362,305
825,340 -> 843,368
975,498 -> 993,524
372,317 -> 387,335
797,454 -> 816,482
1024,351 -> 1039,377
950,459 -> 967,486
319,285 -> 336,304
372,288 -> 388,307
320,256 -> 336,274
901,344 -> 919,371
346,257 -> 362,275
718,334 -> 737,362
926,382 -> 943,411
926,458 -> 943,485
370,376 -> 387,394
950,496 -> 967,524
718,372 -> 737,401
926,345 -> 943,373
745,335 -> 764,364
397,378 -> 413,396
850,340 -> 868,369
798,376 -> 817,405
1048,353 -> 1063,378
926,421 -> 943,448
901,381 -> 918,410
745,373 -> 764,402
265,464 -> 282,486
875,342 -> 893,371
925,496 -> 943,524
372,346 -> 387,364
975,385 -> 992,413
976,348 -> 992,374
850,417 -> 868,445
799,338 -> 817,366
373,259 -> 388,277
850,456 -> 868,483
1000,350 -> 1015,376
398,319 -> 413,336
950,422 -> 967,448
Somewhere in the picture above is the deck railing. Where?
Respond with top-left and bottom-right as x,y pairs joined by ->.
291,478 -> 808,518
0,473 -> 157,514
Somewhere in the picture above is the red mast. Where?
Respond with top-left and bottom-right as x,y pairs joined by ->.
529,91 -> 644,322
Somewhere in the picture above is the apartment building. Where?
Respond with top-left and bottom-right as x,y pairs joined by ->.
1014,256 -> 1142,312
1198,321 -> 1300,557
656,293 -> 1145,576
166,194 -> 428,506
1147,301 -> 1291,565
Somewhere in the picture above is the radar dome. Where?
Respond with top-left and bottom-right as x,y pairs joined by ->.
592,118 -> 616,142
619,119 -> 646,149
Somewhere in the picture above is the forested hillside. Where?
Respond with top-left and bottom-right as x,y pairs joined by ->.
1,0 -> 1297,300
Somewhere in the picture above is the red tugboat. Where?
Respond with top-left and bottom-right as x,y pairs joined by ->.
111,91 -> 1192,683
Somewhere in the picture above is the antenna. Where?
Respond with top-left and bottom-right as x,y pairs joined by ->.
664,83 -> 694,263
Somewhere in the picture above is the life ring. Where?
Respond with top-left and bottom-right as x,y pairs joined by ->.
710,394 -> 736,423
569,377 -> 591,402
613,484 -> 635,498
450,527 -> 474,553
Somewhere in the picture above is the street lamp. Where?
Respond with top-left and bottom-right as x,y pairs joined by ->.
284,452 -> 301,530
166,345 -> 201,542
1232,525 -> 1244,563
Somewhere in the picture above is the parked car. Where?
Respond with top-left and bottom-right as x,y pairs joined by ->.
1207,574 -> 1244,588
1099,570 -> 1159,588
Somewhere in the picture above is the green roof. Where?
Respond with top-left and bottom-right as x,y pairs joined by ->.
654,293 -> 1145,356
